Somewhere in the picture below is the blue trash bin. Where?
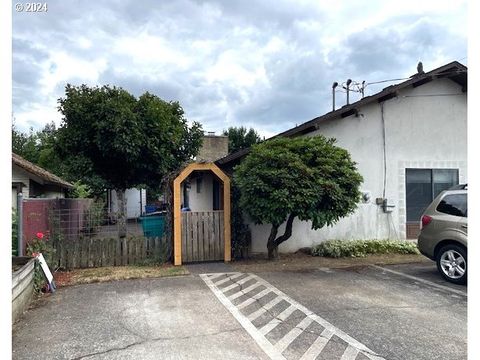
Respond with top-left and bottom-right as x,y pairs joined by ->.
145,205 -> 157,214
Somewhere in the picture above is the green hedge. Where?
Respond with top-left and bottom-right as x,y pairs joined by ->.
311,239 -> 419,258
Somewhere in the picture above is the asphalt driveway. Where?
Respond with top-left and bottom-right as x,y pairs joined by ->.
258,263 -> 467,360
12,262 -> 466,360
12,275 -> 268,360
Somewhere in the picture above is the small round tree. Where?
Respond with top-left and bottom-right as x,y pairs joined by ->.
234,136 -> 363,259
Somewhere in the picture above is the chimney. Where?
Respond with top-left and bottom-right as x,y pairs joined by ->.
196,133 -> 229,162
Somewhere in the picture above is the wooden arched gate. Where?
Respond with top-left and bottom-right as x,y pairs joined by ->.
172,162 -> 231,265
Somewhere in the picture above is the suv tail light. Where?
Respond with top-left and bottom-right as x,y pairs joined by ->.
420,215 -> 433,229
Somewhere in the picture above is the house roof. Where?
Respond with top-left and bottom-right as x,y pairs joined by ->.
12,153 -> 74,189
216,61 -> 467,167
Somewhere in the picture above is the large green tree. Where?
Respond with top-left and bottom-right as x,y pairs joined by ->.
223,126 -> 262,153
234,136 -> 363,259
56,84 -> 203,235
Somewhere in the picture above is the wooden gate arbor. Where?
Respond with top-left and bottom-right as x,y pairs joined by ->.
173,163 -> 231,265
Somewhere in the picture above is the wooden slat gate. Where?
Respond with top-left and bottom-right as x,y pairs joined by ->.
181,211 -> 224,262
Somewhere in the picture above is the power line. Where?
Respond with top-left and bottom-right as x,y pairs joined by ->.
365,69 -> 467,88
401,93 -> 465,98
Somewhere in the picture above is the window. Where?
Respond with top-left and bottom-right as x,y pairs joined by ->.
196,177 -> 202,193
406,169 -> 458,222
436,194 -> 467,217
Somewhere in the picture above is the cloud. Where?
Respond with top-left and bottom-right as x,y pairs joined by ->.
12,0 -> 467,136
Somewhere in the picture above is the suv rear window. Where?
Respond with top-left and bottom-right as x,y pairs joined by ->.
436,194 -> 467,217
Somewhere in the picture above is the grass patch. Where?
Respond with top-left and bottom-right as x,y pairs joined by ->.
54,265 -> 189,287
311,239 -> 419,258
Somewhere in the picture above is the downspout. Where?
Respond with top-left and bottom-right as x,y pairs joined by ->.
381,102 -> 387,199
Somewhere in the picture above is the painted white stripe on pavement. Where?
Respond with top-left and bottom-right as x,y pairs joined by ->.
214,273 -> 244,286
203,273 -> 385,360
229,282 -> 263,301
249,273 -> 385,360
237,288 -> 272,310
275,316 -> 313,353
248,296 -> 284,322
221,274 -> 255,293
208,273 -> 227,280
371,265 -> 467,297
259,305 -> 297,336
200,274 -> 286,360
299,329 -> 334,360
341,345 -> 360,360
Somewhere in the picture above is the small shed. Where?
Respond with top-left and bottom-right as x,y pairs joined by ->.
172,162 -> 231,265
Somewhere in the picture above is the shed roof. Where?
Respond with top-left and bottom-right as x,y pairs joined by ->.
12,153 -> 74,189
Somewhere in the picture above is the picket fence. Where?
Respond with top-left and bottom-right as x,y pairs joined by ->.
52,236 -> 168,270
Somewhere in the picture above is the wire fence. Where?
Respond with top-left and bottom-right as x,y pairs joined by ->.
48,206 -> 166,241
47,205 -> 169,269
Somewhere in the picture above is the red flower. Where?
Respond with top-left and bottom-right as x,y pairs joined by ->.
36,232 -> 44,239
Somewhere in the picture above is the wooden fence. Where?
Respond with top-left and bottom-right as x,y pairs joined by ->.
52,236 -> 168,270
181,211 -> 224,262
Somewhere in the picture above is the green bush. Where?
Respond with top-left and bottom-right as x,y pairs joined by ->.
311,239 -> 419,258
231,184 -> 251,260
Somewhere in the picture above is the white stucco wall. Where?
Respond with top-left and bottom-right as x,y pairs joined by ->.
187,172 -> 214,211
109,188 -> 147,218
248,78 -> 467,254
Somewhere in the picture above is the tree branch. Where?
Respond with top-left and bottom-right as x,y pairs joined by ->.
274,213 -> 296,247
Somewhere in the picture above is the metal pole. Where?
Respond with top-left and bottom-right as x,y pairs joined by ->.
17,193 -> 23,256
346,79 -> 352,105
332,82 -> 338,111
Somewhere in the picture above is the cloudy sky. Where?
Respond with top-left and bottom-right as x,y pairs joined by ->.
12,0 -> 467,138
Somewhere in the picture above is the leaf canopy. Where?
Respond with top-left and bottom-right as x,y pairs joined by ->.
56,84 -> 203,192
234,136 -> 363,229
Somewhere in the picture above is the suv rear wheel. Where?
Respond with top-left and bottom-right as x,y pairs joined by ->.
436,244 -> 467,284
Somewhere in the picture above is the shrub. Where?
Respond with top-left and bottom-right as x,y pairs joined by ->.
311,239 -> 419,258
231,184 -> 251,260
234,136 -> 363,259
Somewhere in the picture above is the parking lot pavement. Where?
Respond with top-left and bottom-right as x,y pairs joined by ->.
254,262 -> 467,360
13,262 -> 467,360
201,272 -> 386,360
373,262 -> 467,294
12,275 -> 268,360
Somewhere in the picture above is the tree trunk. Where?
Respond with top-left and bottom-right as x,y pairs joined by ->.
117,189 -> 127,238
267,214 -> 296,260
267,224 -> 279,260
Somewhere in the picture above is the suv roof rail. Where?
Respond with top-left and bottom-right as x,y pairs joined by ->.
448,183 -> 467,190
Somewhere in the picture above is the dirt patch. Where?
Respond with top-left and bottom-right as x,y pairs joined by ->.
232,252 -> 431,273
53,265 -> 189,287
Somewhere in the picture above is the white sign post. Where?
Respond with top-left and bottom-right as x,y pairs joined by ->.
35,253 -> 56,293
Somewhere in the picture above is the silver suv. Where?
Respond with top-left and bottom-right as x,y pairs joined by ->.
417,184 -> 467,284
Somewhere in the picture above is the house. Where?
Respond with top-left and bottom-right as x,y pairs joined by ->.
216,61 -> 467,254
12,153 -> 73,208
